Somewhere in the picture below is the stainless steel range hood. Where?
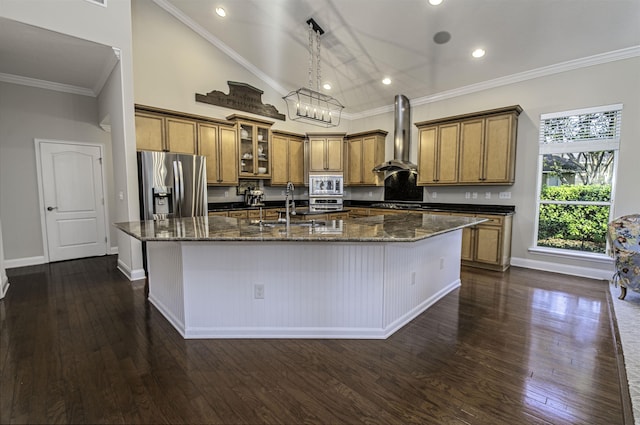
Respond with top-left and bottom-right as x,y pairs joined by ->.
373,94 -> 418,173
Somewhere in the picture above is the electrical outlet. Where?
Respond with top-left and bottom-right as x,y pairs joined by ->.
439,257 -> 445,270
472,192 -> 478,199
254,284 -> 264,299
432,191 -> 437,199
499,191 -> 512,199
465,192 -> 471,199
224,191 -> 228,198
411,271 -> 416,285
485,192 -> 491,199
369,191 -> 373,197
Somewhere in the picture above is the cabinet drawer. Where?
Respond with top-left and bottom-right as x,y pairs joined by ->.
208,211 -> 228,217
476,215 -> 504,226
228,210 -> 248,218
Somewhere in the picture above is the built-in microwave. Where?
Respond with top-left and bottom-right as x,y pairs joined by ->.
308,174 -> 343,197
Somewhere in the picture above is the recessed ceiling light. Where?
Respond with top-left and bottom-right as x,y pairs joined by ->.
429,0 -> 444,5
215,7 -> 226,17
472,48 -> 486,58
323,83 -> 332,90
382,77 -> 392,85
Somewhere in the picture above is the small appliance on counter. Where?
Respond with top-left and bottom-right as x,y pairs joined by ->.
244,187 -> 265,207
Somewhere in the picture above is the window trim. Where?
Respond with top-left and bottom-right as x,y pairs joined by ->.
532,104 -> 622,256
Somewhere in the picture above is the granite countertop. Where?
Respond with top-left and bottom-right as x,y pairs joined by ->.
209,201 -> 514,215
114,213 -> 486,243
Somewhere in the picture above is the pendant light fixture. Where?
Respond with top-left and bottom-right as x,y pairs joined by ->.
283,18 -> 344,128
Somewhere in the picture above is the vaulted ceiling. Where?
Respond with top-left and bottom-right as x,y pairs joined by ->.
1,0 -> 639,116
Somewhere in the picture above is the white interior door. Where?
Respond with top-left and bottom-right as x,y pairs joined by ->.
38,141 -> 107,262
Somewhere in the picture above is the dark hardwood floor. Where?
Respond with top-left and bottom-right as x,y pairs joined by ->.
0,255 -> 630,424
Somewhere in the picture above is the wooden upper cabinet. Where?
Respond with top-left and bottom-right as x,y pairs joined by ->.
135,105 -> 239,185
165,117 -> 197,154
346,130 -> 387,186
135,110 -> 196,154
458,119 -> 484,183
483,114 -> 517,183
415,105 -> 521,186
271,131 -> 304,186
308,133 -> 346,172
135,112 -> 164,151
417,123 -> 459,185
198,123 -> 238,186
227,115 -> 274,179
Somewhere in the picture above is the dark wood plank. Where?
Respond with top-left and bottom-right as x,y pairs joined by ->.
0,256 -> 631,424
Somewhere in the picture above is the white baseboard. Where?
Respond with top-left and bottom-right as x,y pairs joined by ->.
4,255 -> 46,269
117,258 -> 146,281
0,275 -> 9,299
510,256 -> 614,280
109,245 -> 119,255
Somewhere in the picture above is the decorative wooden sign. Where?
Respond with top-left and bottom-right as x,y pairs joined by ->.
196,81 -> 286,121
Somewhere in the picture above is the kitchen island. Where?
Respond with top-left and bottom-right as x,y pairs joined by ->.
115,213 -> 485,339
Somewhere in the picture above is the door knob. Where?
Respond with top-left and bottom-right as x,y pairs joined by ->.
47,206 -> 58,211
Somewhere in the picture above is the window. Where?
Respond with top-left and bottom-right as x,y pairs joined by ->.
533,104 -> 622,255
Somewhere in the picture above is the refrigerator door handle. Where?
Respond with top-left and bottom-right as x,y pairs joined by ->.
177,160 -> 185,217
173,160 -> 181,217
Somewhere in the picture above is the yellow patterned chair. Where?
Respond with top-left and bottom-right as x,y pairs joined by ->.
608,214 -> 640,300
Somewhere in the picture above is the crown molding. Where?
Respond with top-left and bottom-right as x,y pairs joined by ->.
151,2 -> 640,122
350,46 -> 640,120
153,0 -> 288,97
92,47 -> 121,96
0,72 -> 96,97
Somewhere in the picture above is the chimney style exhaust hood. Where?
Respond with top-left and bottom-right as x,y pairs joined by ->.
373,94 -> 418,173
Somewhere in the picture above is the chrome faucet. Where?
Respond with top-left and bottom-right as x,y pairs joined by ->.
285,181 -> 296,226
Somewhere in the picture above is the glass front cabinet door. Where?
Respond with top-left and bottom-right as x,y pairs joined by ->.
229,115 -> 273,179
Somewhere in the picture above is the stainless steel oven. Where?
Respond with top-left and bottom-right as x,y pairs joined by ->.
309,197 -> 343,211
308,174 -> 343,212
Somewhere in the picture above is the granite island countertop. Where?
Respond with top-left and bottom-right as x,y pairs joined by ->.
114,213 -> 487,243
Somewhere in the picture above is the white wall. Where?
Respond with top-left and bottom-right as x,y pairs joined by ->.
0,82 -> 112,264
131,0 -> 348,135
350,57 -> 640,274
131,0 -> 640,277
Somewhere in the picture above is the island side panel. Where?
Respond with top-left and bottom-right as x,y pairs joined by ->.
382,230 -> 462,334
146,241 -> 187,336
180,241 -> 387,338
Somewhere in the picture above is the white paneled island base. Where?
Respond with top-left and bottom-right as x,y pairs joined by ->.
146,230 -> 462,339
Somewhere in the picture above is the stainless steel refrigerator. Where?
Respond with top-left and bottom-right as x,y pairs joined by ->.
137,151 -> 207,220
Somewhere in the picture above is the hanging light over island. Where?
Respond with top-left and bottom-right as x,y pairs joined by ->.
283,18 -> 344,128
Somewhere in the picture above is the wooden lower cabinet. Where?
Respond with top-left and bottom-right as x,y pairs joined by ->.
347,207 -> 370,218
359,207 -> 512,271
208,211 -> 228,217
327,212 -> 349,220
228,210 -> 248,219
454,213 -> 512,271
